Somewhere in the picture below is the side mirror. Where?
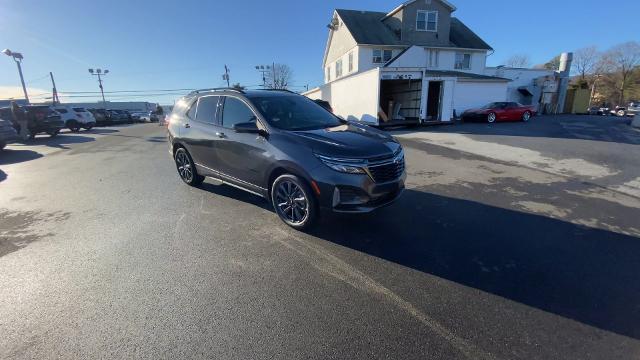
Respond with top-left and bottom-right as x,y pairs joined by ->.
233,121 -> 263,135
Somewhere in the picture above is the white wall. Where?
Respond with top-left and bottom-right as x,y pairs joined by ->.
326,46 -> 360,83
452,80 -> 508,113
436,49 -> 486,73
305,68 -> 380,125
357,46 -> 405,73
485,67 -> 555,106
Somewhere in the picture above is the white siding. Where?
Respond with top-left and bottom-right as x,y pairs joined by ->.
452,80 -> 508,114
304,68 -> 380,125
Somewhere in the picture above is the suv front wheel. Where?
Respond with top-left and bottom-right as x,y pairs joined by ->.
271,174 -> 317,230
174,147 -> 204,186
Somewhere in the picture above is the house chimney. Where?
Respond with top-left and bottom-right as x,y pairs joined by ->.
556,52 -> 573,114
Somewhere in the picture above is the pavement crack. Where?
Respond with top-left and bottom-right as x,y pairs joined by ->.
273,228 -> 497,360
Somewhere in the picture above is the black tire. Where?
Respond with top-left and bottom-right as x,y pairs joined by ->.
28,131 -> 36,140
487,112 -> 497,123
0,142 -> 6,150
48,130 -> 59,137
174,147 -> 204,186
83,124 -> 94,130
69,126 -> 81,132
522,111 -> 531,122
271,174 -> 317,230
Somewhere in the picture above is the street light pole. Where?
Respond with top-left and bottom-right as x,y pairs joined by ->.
2,49 -> 29,104
89,68 -> 109,109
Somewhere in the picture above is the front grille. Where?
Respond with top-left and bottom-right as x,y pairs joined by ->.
367,157 -> 404,183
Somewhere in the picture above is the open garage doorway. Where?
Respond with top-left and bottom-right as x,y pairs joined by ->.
426,81 -> 443,121
378,79 -> 422,126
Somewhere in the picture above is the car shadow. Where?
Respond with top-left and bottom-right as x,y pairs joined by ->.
0,169 -> 6,182
389,115 -> 640,145
305,188 -> 640,340
0,149 -> 43,165
199,181 -> 272,211
13,133 -> 96,150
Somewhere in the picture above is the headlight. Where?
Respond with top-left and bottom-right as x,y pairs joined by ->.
315,154 -> 366,174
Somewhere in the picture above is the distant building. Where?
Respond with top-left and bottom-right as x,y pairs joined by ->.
0,99 -> 29,107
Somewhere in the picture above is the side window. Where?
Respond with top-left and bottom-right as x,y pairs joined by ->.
221,97 -> 256,128
195,96 -> 219,124
186,100 -> 198,120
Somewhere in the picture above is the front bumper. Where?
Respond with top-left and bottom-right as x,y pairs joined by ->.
311,165 -> 406,213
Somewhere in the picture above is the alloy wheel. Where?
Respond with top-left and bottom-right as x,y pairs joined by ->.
523,111 -> 531,121
175,150 -> 193,183
488,112 -> 496,123
274,180 -> 309,225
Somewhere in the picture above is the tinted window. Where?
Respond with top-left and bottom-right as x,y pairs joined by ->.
73,108 -> 86,112
186,102 -> 197,120
195,96 -> 219,124
56,108 -> 68,113
221,97 -> 256,128
251,95 -> 341,131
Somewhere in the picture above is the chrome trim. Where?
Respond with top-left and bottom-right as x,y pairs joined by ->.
195,163 -> 267,191
207,175 -> 265,198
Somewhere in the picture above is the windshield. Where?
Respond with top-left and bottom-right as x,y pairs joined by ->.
482,102 -> 502,109
250,95 -> 341,131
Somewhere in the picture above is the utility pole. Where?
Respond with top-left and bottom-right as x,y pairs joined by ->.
588,74 -> 601,108
2,49 -> 29,104
223,65 -> 230,87
255,65 -> 271,87
272,62 -> 277,89
50,72 -> 60,105
88,68 -> 109,109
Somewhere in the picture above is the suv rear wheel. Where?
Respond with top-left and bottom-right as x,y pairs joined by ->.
174,147 -> 204,186
271,174 -> 317,230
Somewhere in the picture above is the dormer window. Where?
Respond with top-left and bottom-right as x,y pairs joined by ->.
416,10 -> 437,32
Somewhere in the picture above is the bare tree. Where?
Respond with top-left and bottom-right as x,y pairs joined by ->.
572,46 -> 600,81
264,64 -> 294,90
504,54 -> 531,68
602,41 -> 640,104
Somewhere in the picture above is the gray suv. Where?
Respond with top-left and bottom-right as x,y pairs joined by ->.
167,88 -> 405,229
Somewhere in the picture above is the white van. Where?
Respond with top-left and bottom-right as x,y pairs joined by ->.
54,106 -> 96,132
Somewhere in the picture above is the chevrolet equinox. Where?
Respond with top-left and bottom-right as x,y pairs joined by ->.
167,89 -> 405,229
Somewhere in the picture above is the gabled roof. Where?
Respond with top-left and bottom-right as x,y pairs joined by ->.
382,0 -> 457,20
335,10 -> 400,46
449,18 -> 492,50
334,9 -> 492,50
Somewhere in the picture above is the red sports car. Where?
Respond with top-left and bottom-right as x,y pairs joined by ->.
461,102 -> 536,123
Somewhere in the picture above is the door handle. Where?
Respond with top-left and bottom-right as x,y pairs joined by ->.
184,123 -> 190,128
215,132 -> 226,138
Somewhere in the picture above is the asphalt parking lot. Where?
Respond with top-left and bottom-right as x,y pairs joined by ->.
1,116 -> 639,359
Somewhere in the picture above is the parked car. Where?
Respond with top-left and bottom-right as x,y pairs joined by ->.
53,106 -> 96,132
0,105 -> 64,138
0,116 -> 20,150
89,108 -> 111,126
72,107 -> 97,130
107,110 -> 129,124
461,102 -> 536,123
168,89 -> 405,229
313,99 -> 333,113
610,102 -> 640,117
587,106 -> 610,116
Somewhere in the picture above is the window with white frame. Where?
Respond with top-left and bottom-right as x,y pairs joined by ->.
373,49 -> 393,64
455,53 -> 472,70
428,49 -> 439,68
336,59 -> 343,78
348,52 -> 353,72
383,49 -> 392,62
373,49 -> 383,63
416,10 -> 437,32
326,66 -> 331,82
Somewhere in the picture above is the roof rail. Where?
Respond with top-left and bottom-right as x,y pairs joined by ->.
262,88 -> 297,94
187,87 -> 245,96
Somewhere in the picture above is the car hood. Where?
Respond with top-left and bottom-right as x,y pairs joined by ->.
289,123 -> 400,159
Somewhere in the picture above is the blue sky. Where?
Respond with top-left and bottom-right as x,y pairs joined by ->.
1,0 -> 638,104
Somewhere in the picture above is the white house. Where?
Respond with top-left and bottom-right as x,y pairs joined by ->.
303,0 -> 510,126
